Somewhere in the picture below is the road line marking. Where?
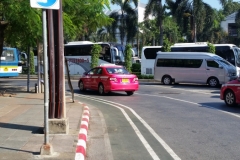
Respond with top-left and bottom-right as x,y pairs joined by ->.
79,96 -> 161,160
143,85 -> 219,95
76,94 -> 181,160
136,93 -> 240,119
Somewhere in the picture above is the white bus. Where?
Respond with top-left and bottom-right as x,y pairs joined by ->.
141,46 -> 162,75
64,41 -> 127,75
33,41 -> 138,75
154,52 -> 237,87
171,43 -> 240,76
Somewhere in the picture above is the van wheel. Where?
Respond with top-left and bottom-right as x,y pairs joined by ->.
208,77 -> 219,87
224,90 -> 236,106
162,76 -> 172,85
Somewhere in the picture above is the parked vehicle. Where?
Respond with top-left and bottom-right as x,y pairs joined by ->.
0,47 -> 27,77
78,64 -> 139,95
141,46 -> 162,75
171,43 -> 240,76
220,77 -> 240,106
154,52 -> 237,87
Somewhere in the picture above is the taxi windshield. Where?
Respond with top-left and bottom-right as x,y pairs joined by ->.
106,67 -> 129,74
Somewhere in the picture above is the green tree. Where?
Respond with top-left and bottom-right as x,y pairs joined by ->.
144,0 -> 166,45
30,50 -> 35,74
162,36 -> 172,52
63,0 -> 113,41
166,0 -> 215,42
91,44 -> 101,68
109,0 -> 138,44
124,44 -> 132,72
207,42 -> 216,54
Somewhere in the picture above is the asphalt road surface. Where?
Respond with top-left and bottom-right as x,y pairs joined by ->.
3,79 -> 240,160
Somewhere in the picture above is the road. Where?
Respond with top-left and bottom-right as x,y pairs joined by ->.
3,79 -> 240,160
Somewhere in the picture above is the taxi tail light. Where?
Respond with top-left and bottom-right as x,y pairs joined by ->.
109,77 -> 117,82
133,77 -> 138,82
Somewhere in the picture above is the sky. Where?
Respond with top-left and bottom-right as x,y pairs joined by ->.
110,0 -> 239,11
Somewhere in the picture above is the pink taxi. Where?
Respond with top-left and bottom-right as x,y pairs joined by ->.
220,77 -> 240,106
78,64 -> 139,95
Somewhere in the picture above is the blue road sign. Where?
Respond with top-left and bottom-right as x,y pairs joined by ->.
30,0 -> 60,9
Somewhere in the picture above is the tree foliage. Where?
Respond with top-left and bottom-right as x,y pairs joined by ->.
108,0 -> 138,45
91,44 -> 101,68
207,42 -> 216,54
162,36 -> 173,52
124,44 -> 132,72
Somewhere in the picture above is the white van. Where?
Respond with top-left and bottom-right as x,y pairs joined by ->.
154,52 -> 237,87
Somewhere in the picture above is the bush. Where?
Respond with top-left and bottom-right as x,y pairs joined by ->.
137,74 -> 154,79
131,63 -> 141,72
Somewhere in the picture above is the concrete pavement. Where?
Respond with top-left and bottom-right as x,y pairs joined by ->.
0,85 -> 86,160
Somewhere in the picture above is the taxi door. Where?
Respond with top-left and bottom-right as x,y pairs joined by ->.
235,80 -> 240,103
83,69 -> 95,89
91,68 -> 102,90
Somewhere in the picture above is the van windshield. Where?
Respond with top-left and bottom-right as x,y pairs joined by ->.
217,59 -> 233,67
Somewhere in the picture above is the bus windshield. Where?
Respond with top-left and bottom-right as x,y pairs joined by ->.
235,48 -> 240,67
0,47 -> 20,77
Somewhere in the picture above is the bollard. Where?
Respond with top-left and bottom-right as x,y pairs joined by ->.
35,83 -> 38,93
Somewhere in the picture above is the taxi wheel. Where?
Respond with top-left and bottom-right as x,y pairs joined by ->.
98,84 -> 105,95
79,81 -> 85,91
224,90 -> 236,106
126,91 -> 134,96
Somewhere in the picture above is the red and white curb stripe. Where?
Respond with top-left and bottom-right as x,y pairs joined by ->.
75,106 -> 90,160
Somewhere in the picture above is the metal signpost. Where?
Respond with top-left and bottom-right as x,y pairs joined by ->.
30,0 -> 59,155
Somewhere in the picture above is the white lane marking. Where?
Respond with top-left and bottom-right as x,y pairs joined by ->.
76,94 -> 181,160
136,93 -> 240,119
79,96 -> 161,160
143,85 -> 219,95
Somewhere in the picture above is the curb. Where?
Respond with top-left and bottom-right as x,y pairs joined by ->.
75,106 -> 90,160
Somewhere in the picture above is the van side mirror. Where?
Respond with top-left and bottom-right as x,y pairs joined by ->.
219,65 -> 223,69
83,72 -> 87,75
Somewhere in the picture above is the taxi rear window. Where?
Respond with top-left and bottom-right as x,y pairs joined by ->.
106,67 -> 129,74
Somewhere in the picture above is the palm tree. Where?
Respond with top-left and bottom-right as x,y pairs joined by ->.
144,0 -> 166,45
166,0 -> 215,43
109,0 -> 138,45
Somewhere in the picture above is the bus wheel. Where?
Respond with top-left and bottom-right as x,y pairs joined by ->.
79,81 -> 85,91
224,90 -> 236,106
162,76 -> 172,85
208,77 -> 219,87
98,84 -> 105,95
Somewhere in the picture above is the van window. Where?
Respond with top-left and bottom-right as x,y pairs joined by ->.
156,59 -> 202,68
206,60 -> 219,68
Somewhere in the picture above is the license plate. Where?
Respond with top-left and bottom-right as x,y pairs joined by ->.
122,78 -> 129,83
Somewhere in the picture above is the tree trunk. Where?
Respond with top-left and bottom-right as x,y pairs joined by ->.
159,0 -> 163,46
0,21 -> 8,58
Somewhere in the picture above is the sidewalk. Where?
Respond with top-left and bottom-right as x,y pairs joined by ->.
0,87 -> 84,160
